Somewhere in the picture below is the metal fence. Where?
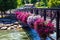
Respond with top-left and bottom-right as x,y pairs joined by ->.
18,8 -> 60,39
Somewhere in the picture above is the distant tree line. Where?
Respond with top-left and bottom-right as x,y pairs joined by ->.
35,0 -> 60,8
0,0 -> 60,17
0,0 -> 17,17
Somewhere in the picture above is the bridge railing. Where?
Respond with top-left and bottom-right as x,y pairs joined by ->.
18,8 -> 60,39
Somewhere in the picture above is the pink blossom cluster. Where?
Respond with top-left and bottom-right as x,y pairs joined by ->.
15,11 -> 55,36
15,11 -> 31,24
34,18 -> 55,36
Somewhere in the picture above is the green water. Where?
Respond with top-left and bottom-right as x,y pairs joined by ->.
0,29 -> 30,40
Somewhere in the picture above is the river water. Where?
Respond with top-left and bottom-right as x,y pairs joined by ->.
0,26 -> 41,40
0,28 -> 56,40
0,18 -> 56,40
0,29 -> 31,40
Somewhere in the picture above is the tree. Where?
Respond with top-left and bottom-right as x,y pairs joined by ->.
47,0 -> 59,8
17,0 -> 23,8
0,0 -> 17,18
29,0 -> 31,4
31,0 -> 37,4
17,0 -> 26,8
0,0 -> 7,17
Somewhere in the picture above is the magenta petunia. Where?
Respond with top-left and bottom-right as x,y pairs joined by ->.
21,12 -> 31,24
15,11 -> 55,36
34,18 -> 44,31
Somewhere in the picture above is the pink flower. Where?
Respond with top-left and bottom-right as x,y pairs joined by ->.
27,15 -> 41,26
44,28 -> 49,33
45,20 -> 55,34
15,11 -> 20,15
21,12 -> 31,24
34,18 -> 44,31
34,18 -> 55,36
47,21 -> 54,27
17,14 -> 20,20
15,11 -> 55,36
16,11 -> 23,20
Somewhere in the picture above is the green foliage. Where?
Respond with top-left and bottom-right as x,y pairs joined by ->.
35,0 -> 60,8
35,1 -> 45,8
23,0 -> 37,4
47,0 -> 60,8
41,0 -> 47,6
56,1 -> 60,7
35,2 -> 40,7
17,0 -> 22,8
17,0 -> 26,8
0,0 -> 6,11
29,0 -> 31,3
47,0 -> 57,8
0,0 -> 17,11
40,1 -> 45,6
31,0 -> 37,4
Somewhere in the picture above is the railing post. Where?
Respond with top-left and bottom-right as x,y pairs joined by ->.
30,8 -> 33,13
50,10 -> 52,20
33,8 -> 35,14
44,9 -> 46,20
56,10 -> 59,39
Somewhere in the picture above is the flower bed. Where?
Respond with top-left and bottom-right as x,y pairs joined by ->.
15,11 -> 55,39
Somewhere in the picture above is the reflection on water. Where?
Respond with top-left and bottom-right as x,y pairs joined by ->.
0,29 -> 30,40
0,28 -> 56,40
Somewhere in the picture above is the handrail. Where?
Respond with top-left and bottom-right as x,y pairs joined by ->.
17,8 -> 60,40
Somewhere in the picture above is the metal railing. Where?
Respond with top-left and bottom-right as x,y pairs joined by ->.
18,8 -> 60,40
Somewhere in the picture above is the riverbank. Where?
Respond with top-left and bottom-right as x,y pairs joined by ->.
0,18 -> 22,30
0,28 -> 31,40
